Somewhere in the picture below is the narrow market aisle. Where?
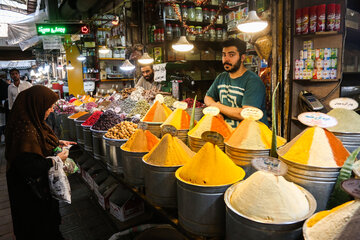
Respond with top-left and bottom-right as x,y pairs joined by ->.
60,174 -> 120,240
0,145 -> 15,240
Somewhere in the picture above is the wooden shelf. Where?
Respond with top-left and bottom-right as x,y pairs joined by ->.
160,18 -> 226,28
101,78 -> 133,82
97,28 -> 111,31
293,78 -> 340,82
293,31 -> 341,38
99,58 -> 125,61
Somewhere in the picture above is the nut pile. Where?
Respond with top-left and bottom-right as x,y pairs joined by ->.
105,121 -> 138,139
120,88 -> 136,99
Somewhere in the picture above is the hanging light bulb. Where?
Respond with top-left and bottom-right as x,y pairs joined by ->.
67,61 -> 74,70
138,52 -> 154,64
77,55 -> 86,61
112,16 -> 119,25
120,60 -> 135,71
172,36 -> 194,52
99,45 -> 110,54
237,0 -> 268,34
30,70 -> 35,76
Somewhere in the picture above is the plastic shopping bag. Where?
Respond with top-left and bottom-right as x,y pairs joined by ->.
48,156 -> 71,204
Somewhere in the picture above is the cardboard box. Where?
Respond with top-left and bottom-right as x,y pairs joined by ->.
95,182 -> 118,210
109,185 -> 144,222
185,48 -> 200,60
201,49 -> 216,61
346,8 -> 360,30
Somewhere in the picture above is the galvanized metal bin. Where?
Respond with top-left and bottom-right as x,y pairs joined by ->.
104,136 -> 127,173
120,147 -> 147,186
75,119 -> 85,146
225,144 -> 270,178
91,127 -> 107,163
185,107 -> 204,121
279,156 -> 340,212
68,117 -> 77,141
143,160 -> 181,208
333,132 -> 360,158
59,113 -> 71,140
142,121 -> 162,138
82,125 -> 93,153
188,135 -> 225,152
224,182 -> 316,240
175,168 -> 232,237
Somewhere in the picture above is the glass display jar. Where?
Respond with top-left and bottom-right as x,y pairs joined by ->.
210,9 -> 216,22
196,26 -> 203,40
216,13 -> 223,24
187,26 -> 196,41
216,28 -> 223,41
195,7 -> 203,22
166,24 -> 173,40
173,24 -> 181,39
209,27 -> 216,41
203,8 -> 210,23
222,29 -> 228,41
188,6 -> 196,21
165,3 -> 174,19
182,5 -> 188,21
203,29 -> 210,41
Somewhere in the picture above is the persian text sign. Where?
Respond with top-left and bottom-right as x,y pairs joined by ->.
36,24 -> 90,35
298,112 -> 337,128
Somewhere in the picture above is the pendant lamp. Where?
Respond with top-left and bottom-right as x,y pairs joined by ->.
99,45 -> 110,54
138,52 -> 154,64
67,61 -> 74,70
77,55 -> 86,61
172,36 -> 194,52
237,0 -> 268,33
120,59 -> 135,71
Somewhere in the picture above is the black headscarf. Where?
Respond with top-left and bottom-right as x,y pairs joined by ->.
5,85 -> 59,168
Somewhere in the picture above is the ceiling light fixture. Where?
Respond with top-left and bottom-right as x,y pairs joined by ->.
138,52 -> 154,64
237,0 -> 268,33
172,36 -> 194,52
120,59 -> 135,71
112,16 -> 119,25
67,61 -> 74,70
77,55 -> 86,61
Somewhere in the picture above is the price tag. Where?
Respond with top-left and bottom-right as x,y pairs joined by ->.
298,112 -> 338,128
341,179 -> 360,199
251,157 -> 288,176
201,131 -> 224,145
330,98 -> 359,110
174,101 -> 188,110
155,94 -> 164,104
114,107 -> 121,113
114,94 -> 121,101
203,106 -> 220,116
83,81 -> 95,92
240,107 -> 263,121
161,125 -> 178,136
138,122 -> 148,130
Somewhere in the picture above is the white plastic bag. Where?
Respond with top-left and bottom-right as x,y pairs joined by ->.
48,156 -> 71,204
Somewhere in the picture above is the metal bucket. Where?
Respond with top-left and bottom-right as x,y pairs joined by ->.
185,107 -> 204,122
75,119 -> 85,146
142,121 -> 162,138
120,148 -> 147,186
91,127 -> 107,163
59,114 -> 71,140
225,144 -> 270,178
143,160 -> 181,208
333,132 -> 360,158
279,156 -> 340,212
161,129 -> 189,144
175,168 -> 232,237
82,125 -> 93,153
104,136 -> 127,173
224,182 -> 316,240
188,135 -> 225,152
68,117 -> 77,141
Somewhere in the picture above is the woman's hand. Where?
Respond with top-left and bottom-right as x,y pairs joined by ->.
59,140 -> 77,148
57,149 -> 69,162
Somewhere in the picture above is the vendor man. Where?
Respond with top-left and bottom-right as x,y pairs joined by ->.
8,68 -> 32,110
135,65 -> 161,90
204,38 -> 268,128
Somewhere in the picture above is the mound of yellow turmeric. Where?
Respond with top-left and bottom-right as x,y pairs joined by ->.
143,134 -> 195,166
142,101 -> 173,123
178,142 -> 245,185
121,129 -> 160,152
188,114 -> 233,139
161,108 -> 192,130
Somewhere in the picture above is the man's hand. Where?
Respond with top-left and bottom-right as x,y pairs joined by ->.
59,140 -> 77,148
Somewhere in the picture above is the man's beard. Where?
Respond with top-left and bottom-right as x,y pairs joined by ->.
144,72 -> 154,82
223,59 -> 242,73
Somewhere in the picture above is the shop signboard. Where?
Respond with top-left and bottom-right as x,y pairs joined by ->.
36,23 -> 90,35
42,36 -> 62,49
